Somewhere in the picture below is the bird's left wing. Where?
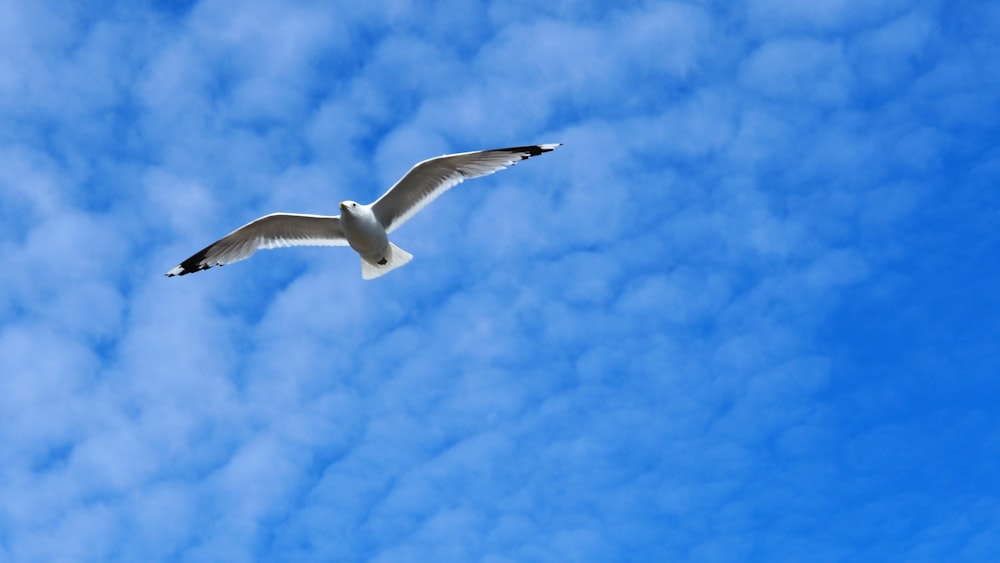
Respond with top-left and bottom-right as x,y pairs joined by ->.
166,213 -> 348,276
371,144 -> 561,233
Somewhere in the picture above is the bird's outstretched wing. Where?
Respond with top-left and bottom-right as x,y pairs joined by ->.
166,213 -> 348,276
371,143 -> 561,233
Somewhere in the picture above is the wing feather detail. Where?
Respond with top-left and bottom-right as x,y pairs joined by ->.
371,144 -> 561,233
166,213 -> 348,276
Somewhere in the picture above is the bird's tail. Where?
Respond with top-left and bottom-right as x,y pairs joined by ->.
361,242 -> 413,280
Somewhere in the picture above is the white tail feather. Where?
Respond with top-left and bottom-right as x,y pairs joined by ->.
361,243 -> 413,280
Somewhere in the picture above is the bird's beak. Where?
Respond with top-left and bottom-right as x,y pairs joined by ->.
339,202 -> 347,211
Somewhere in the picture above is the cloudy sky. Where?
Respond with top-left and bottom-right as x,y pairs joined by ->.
2,0 -> 998,560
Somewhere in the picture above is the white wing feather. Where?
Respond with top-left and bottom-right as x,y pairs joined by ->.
165,213 -> 348,276
371,144 -> 561,233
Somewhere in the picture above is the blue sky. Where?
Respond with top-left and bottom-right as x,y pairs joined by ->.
1,0 -> 998,560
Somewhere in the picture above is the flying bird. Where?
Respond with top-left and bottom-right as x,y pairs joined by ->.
166,143 -> 561,280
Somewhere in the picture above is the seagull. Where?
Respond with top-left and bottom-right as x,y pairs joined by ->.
166,143 -> 561,280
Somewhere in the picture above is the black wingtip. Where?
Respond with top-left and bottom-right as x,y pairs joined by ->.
165,246 -> 215,277
505,143 -> 562,160
533,143 -> 562,155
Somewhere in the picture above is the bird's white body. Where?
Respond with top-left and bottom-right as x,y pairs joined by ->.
338,201 -> 412,279
339,202 -> 386,258
166,144 -> 560,280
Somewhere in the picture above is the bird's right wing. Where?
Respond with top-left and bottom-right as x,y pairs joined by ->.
371,144 -> 561,233
166,213 -> 348,276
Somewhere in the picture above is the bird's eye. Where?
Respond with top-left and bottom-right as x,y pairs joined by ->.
352,203 -> 357,207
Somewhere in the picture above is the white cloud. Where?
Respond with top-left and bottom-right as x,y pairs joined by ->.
740,38 -> 853,106
747,0 -> 913,34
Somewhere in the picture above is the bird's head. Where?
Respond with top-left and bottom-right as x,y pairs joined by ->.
339,201 -> 360,215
